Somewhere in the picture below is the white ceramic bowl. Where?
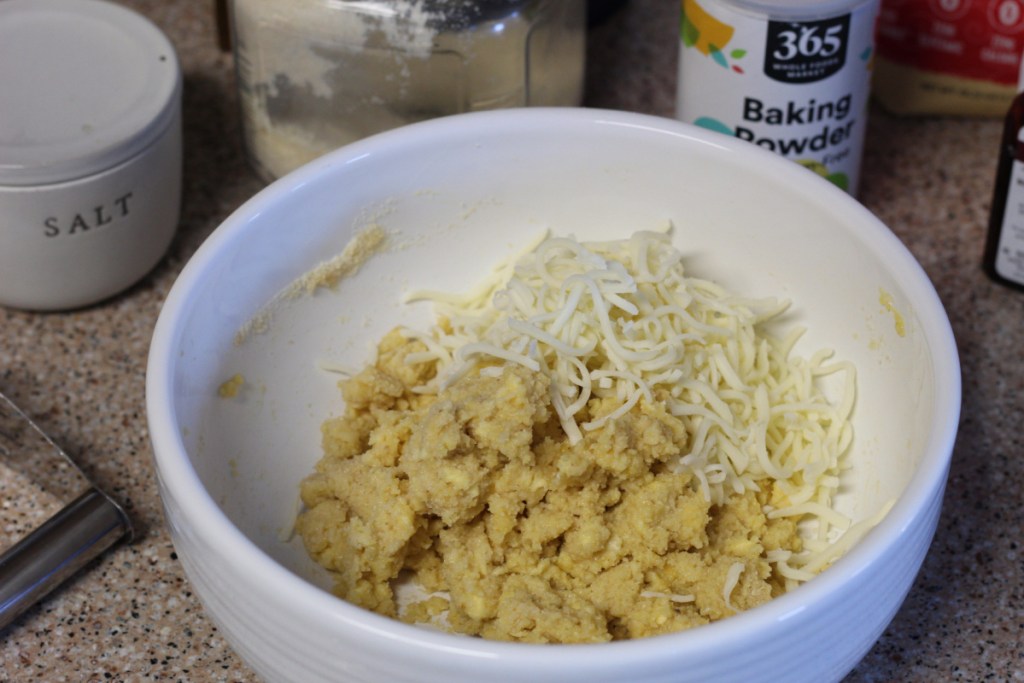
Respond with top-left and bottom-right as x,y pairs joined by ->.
147,109 -> 961,683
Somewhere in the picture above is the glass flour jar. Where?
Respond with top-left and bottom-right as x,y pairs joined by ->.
229,0 -> 586,181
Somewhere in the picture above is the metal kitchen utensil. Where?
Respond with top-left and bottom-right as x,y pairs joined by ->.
0,391 -> 132,631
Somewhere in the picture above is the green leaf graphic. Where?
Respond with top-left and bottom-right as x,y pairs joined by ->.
694,117 -> 734,135
710,46 -> 728,69
730,49 -> 747,59
827,173 -> 850,191
681,17 -> 699,47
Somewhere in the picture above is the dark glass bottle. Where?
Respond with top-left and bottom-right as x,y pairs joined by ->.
984,87 -> 1024,292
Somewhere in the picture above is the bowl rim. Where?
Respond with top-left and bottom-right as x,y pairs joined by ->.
146,107 -> 962,667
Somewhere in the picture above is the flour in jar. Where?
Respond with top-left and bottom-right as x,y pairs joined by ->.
230,0 -> 585,181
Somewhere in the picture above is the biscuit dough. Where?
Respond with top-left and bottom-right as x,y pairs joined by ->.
296,328 -> 801,643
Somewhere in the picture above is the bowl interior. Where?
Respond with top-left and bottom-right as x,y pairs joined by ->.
159,110 -> 953,597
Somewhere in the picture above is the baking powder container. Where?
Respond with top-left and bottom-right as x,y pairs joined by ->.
0,0 -> 182,311
676,0 -> 879,195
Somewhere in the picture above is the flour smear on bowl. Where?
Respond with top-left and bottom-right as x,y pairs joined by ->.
295,227 -> 889,643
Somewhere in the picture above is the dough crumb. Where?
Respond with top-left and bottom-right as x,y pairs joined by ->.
217,373 -> 245,398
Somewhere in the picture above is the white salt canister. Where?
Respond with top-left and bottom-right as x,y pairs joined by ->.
0,0 -> 182,311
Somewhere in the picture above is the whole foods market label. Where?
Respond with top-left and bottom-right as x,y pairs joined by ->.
676,0 -> 879,194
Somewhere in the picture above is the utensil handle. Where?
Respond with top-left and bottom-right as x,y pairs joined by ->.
0,487 -> 131,631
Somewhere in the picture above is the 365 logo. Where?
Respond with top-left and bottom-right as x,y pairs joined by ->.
764,15 -> 850,84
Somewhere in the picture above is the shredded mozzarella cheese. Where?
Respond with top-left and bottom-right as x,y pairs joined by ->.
723,562 -> 746,613
399,228 -> 865,585
640,591 -> 696,604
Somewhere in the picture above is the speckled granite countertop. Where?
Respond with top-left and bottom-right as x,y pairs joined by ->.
0,1 -> 1020,680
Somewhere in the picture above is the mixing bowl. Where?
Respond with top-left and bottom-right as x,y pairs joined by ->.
146,108 -> 961,683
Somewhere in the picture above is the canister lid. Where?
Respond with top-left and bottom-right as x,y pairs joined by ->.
717,0 -> 878,20
0,0 -> 181,186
